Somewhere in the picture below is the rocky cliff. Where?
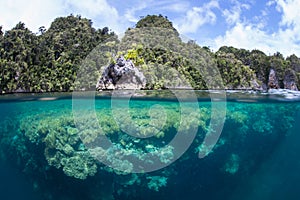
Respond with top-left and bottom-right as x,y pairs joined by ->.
96,56 -> 146,90
268,68 -> 298,90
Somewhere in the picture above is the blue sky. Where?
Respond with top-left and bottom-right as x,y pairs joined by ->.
1,0 -> 300,56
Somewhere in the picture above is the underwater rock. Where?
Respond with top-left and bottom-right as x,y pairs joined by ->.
60,152 -> 97,180
96,56 -> 146,90
146,176 -> 168,192
19,114 -> 99,180
223,153 -> 240,174
3,94 -> 300,200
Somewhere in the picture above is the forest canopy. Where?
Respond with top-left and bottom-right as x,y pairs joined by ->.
1,14 -> 300,93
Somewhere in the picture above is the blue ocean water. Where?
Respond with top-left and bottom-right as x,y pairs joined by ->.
0,91 -> 300,200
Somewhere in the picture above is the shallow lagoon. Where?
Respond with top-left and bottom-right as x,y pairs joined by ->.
1,90 -> 300,200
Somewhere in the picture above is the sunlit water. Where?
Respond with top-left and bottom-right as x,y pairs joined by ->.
1,91 -> 300,200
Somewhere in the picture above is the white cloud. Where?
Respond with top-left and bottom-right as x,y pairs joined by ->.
266,0 -> 276,6
208,0 -> 300,57
212,21 -> 300,56
65,0 -> 118,18
275,0 -> 300,27
214,23 -> 274,52
176,0 -> 219,34
0,0 -> 65,32
160,2 -> 190,13
65,0 -> 125,33
222,0 -> 251,25
123,0 -> 190,25
273,0 -> 300,53
0,0 -> 127,34
124,2 -> 148,23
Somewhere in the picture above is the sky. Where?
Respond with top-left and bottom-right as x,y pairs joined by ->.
1,0 -> 300,57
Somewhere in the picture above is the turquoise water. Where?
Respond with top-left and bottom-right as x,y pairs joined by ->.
1,91 -> 300,200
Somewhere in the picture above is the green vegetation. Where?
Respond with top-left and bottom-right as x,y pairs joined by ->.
1,14 -> 300,93
0,15 -> 117,93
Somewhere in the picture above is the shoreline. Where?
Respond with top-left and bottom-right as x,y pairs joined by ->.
1,89 -> 300,102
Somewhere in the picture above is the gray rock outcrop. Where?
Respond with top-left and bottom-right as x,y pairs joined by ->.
96,56 -> 146,90
268,69 -> 279,89
267,68 -> 298,91
283,69 -> 298,90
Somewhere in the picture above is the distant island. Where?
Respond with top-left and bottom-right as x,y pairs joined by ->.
1,14 -> 300,94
